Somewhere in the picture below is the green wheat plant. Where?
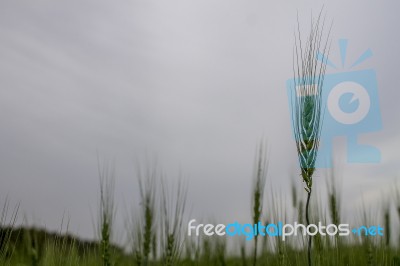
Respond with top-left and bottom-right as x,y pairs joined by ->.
394,182 -> 400,246
160,179 -> 187,266
131,164 -> 157,266
383,203 -> 390,247
251,142 -> 268,266
97,161 -> 116,266
23,226 -> 40,266
0,198 -> 19,265
326,168 -> 342,251
291,10 -> 331,266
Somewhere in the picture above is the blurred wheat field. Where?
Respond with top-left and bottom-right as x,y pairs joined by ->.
1,158 -> 400,266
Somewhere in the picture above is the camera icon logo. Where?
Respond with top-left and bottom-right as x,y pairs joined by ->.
286,39 -> 382,167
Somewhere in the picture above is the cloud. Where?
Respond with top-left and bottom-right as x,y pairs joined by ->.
0,0 -> 399,241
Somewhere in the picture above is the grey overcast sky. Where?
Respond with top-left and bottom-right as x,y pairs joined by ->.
1,0 -> 400,242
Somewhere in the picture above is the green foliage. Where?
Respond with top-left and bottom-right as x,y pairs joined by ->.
251,142 -> 268,266
0,198 -> 19,265
98,160 -> 116,266
1,153 -> 399,266
161,179 -> 187,266
1,176 -> 400,266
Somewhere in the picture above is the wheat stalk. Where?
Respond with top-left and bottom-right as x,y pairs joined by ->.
131,164 -> 157,266
97,160 -> 116,266
292,9 -> 331,266
251,142 -> 268,266
0,197 -> 19,265
160,178 -> 187,266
